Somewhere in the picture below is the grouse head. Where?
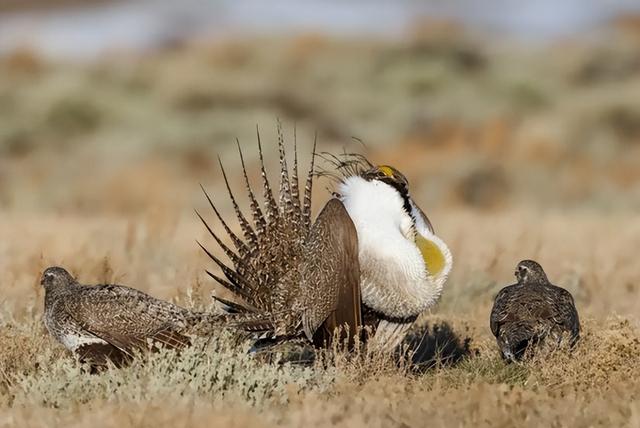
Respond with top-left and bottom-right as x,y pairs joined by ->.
41,266 -> 76,289
360,165 -> 412,215
515,260 -> 549,285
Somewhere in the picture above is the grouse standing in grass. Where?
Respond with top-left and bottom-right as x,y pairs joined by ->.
198,125 -> 452,353
42,266 -> 210,369
490,260 -> 580,362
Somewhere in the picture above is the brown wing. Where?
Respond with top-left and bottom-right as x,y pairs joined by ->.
490,284 -> 519,337
64,285 -> 191,355
299,198 -> 361,348
489,287 -> 509,337
548,285 -> 580,341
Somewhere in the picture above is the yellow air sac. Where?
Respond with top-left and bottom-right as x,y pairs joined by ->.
415,235 -> 446,276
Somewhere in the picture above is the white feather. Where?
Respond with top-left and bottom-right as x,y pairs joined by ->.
339,176 -> 452,319
59,333 -> 108,352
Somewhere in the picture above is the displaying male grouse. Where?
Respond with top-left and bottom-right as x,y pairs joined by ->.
198,125 -> 452,352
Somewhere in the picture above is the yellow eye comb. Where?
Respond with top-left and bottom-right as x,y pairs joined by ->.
378,165 -> 394,177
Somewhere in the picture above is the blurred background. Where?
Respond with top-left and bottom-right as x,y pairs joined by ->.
1,0 -> 640,214
0,0 -> 639,316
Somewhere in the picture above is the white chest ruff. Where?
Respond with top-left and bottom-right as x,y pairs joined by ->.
339,176 -> 450,319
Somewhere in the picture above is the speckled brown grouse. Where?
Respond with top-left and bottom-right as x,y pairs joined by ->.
42,266 -> 212,369
490,260 -> 580,362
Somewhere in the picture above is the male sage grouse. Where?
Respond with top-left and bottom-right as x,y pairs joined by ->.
198,125 -> 452,352
42,266 -> 211,369
330,158 -> 453,351
490,260 -> 580,362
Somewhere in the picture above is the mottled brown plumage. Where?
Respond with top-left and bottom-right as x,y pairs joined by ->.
490,260 -> 580,362
42,267 -> 211,369
198,124 -> 362,347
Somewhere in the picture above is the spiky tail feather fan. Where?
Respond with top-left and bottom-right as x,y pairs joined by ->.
197,123 -> 317,337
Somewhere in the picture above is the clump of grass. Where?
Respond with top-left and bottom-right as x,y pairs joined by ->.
528,317 -> 640,391
0,296 -> 639,427
0,304 -> 64,400
434,354 -> 530,388
8,330 -> 336,410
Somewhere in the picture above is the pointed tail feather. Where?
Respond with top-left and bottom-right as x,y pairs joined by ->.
236,139 -> 267,237
218,156 -> 258,248
195,209 -> 243,269
301,133 -> 317,231
256,126 -> 279,223
277,121 -> 294,218
290,125 -> 302,220
198,125 -> 321,339
212,295 -> 257,313
197,241 -> 257,299
200,184 -> 250,258
204,269 -> 253,302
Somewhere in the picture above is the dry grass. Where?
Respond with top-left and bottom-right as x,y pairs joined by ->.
0,208 -> 638,427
